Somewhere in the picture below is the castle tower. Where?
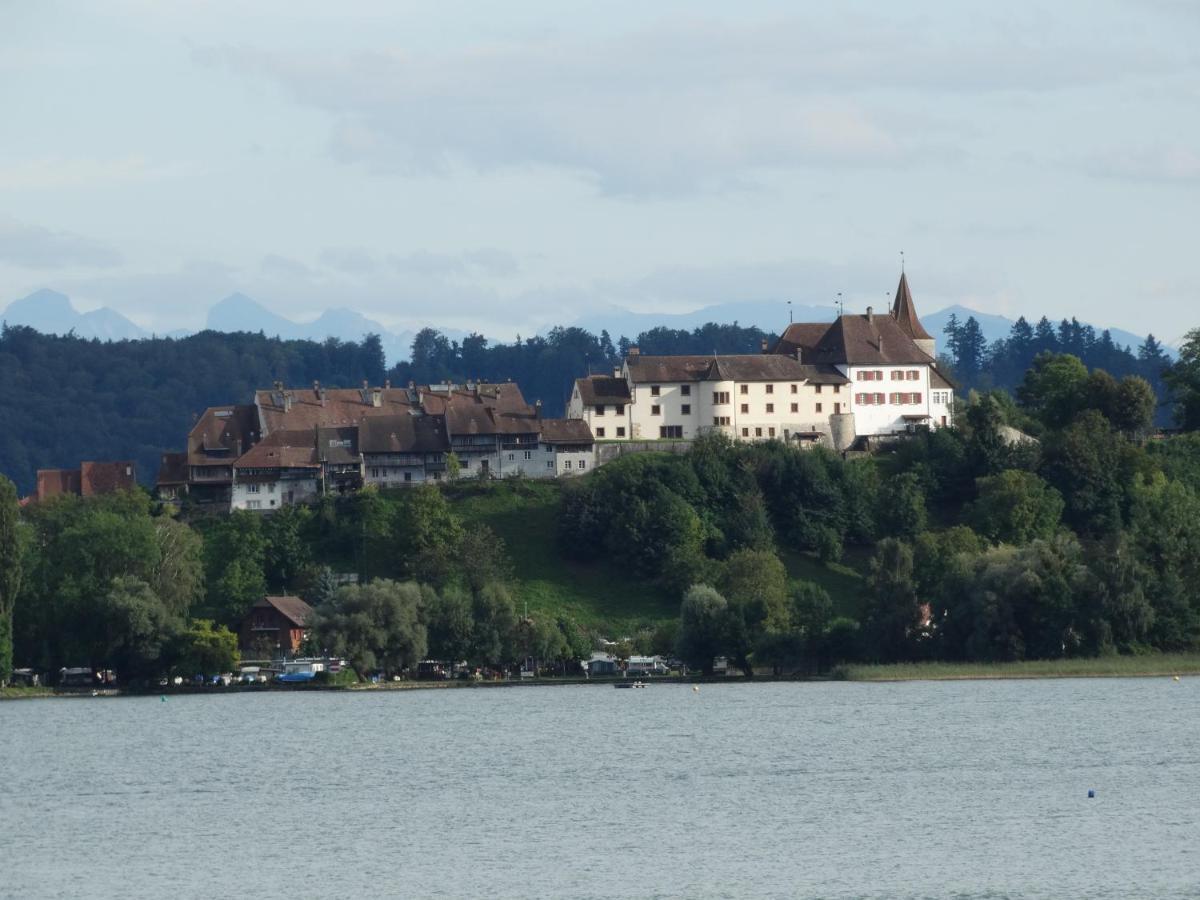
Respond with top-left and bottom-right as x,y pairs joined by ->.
891,272 -> 936,358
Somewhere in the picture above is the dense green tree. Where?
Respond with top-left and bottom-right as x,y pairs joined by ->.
202,511 -> 267,624
1039,411 -> 1127,535
875,473 -> 928,540
395,485 -> 466,586
171,619 -> 240,676
968,470 -> 1064,545
151,517 -> 205,619
95,576 -> 180,682
458,525 -> 513,594
676,584 -> 728,676
312,579 -> 428,677
1164,328 -> 1200,431
0,475 -> 23,683
262,504 -> 312,590
1112,375 -> 1157,439
425,585 -> 475,663
1017,352 -> 1090,427
719,549 -> 789,675
863,539 -> 923,662
470,582 -> 519,668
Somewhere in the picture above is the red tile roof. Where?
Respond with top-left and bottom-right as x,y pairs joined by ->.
891,272 -> 933,341
575,375 -> 631,406
258,595 -> 314,627
80,461 -> 136,496
36,469 -> 81,501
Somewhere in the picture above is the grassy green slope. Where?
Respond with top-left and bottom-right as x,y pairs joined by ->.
445,480 -> 677,632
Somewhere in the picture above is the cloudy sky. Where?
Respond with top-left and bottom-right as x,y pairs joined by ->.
2,0 -> 1198,341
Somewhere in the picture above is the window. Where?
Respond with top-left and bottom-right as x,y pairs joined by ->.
740,384 -> 749,395
768,427 -> 776,438
547,461 -> 554,469
370,467 -> 381,478
875,393 -> 884,405
741,403 -> 749,414
616,427 -> 626,437
508,453 -> 515,461
791,403 -> 799,413
681,404 -> 691,415
833,384 -> 841,394
615,404 -> 625,415
651,404 -> 661,416
815,384 -> 822,394
524,450 -> 532,460
765,403 -> 774,413
755,427 -> 763,437
790,384 -> 798,394
857,370 -> 872,381
268,483 -> 276,493
579,460 -> 586,469
681,385 -> 691,396
712,391 -> 730,404
595,405 -> 605,416
565,460 -> 572,469
892,370 -> 904,381
856,393 -> 871,405
462,458 -> 470,468
913,392 -> 922,404
247,483 -> 260,494
404,472 -> 412,482
660,425 -> 683,439
816,403 -> 823,413
766,384 -> 774,394
908,370 -> 920,381
742,427 -> 749,437
713,416 -> 731,427
247,500 -> 261,510
834,402 -> 841,414
651,385 -> 661,396
596,427 -> 605,438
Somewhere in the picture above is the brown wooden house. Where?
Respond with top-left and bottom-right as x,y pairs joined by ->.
239,595 -> 314,656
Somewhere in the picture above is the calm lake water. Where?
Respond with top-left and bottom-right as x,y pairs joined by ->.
2,678 -> 1198,899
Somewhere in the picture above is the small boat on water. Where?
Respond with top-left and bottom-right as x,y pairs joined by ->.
614,680 -> 648,689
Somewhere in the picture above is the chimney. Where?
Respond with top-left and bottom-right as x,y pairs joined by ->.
362,380 -> 369,390
283,392 -> 293,412
794,348 -> 802,364
371,387 -> 382,408
613,366 -> 621,377
628,346 -> 640,357
319,387 -> 327,407
866,306 -> 874,323
384,379 -> 391,389
312,380 -> 320,394
760,338 -> 769,353
535,399 -> 543,420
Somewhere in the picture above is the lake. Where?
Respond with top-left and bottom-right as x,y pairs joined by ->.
2,678 -> 1198,899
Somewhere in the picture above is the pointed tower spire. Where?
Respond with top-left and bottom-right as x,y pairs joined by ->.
891,271 -> 936,357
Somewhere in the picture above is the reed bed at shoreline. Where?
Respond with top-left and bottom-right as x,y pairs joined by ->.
834,653 -> 1200,682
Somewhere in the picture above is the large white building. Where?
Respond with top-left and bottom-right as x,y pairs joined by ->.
568,273 -> 954,451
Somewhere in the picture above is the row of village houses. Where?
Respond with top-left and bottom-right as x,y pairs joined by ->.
30,274 -> 956,510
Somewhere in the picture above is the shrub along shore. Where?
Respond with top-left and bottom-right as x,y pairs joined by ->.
834,653 -> 1200,682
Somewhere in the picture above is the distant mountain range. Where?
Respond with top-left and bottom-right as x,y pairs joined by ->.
1,288 -> 1171,364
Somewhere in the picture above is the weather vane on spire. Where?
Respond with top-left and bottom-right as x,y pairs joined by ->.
788,299 -> 793,324
901,249 -> 905,273
835,292 -> 843,317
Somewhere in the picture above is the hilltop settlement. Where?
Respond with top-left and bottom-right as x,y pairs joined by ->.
135,274 -> 953,512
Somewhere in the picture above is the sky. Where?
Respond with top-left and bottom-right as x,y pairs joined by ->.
1,0 -> 1198,343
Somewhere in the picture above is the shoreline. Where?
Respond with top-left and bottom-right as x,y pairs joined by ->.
5,659 -> 1199,700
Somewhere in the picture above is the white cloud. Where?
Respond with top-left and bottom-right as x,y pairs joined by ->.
197,10 -> 1163,194
1083,144 -> 1200,184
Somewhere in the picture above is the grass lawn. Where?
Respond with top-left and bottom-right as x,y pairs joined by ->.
778,547 -> 869,619
445,480 -> 677,632
836,653 -> 1200,682
1,685 -> 55,700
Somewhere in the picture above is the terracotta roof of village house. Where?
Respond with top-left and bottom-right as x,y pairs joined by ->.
36,469 -> 81,501
540,418 -> 594,444
81,461 -> 136,496
575,375 -> 632,406
255,386 -> 420,433
316,426 -> 360,465
890,272 -> 933,341
156,452 -> 189,487
254,595 -> 313,627
188,405 -> 259,468
233,430 -> 319,470
360,414 -> 451,454
626,354 -> 848,384
771,322 -> 834,358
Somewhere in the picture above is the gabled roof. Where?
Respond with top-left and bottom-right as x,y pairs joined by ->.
575,375 -> 631,406
800,313 -> 936,366
156,452 -> 189,487
254,595 -> 313,627
360,414 -> 450,454
36,469 -> 81,501
256,387 -> 420,433
540,418 -> 594,444
233,430 -> 318,470
188,405 -> 259,468
316,426 -> 360,465
930,367 -> 956,390
626,354 -> 847,384
891,272 -> 932,341
771,322 -> 833,358
81,461 -> 136,496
